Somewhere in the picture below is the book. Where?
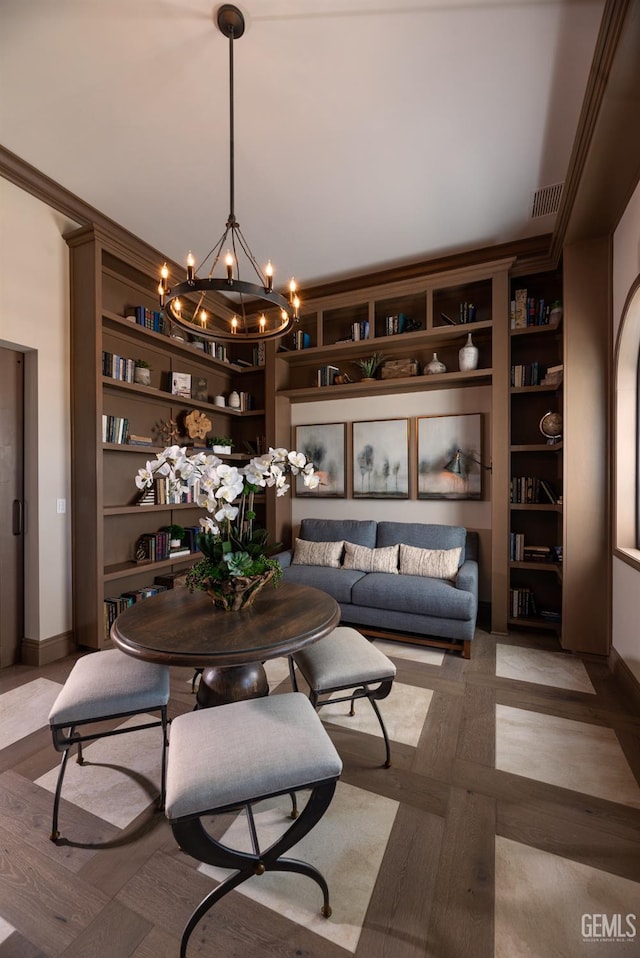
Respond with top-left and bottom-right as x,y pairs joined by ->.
171,372 -> 192,398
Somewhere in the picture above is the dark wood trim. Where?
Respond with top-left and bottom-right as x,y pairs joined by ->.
20,631 -> 75,667
608,644 -> 640,715
551,0 -> 640,262
355,624 -> 468,657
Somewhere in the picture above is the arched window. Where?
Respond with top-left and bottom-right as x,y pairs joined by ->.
615,277 -> 640,560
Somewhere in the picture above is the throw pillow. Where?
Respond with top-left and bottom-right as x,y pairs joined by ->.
399,543 -> 462,580
292,538 -> 344,568
342,541 -> 399,574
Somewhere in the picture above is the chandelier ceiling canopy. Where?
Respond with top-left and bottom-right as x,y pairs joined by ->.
158,4 -> 300,343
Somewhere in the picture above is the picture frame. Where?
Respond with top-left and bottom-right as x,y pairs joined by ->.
294,422 -> 346,497
171,371 -> 192,398
417,413 -> 483,500
352,418 -> 409,498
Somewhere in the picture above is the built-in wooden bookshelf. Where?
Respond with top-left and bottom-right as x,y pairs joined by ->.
67,224 -> 269,649
509,269 -> 564,635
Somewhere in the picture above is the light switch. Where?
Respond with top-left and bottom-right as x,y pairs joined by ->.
57,498 -> 66,514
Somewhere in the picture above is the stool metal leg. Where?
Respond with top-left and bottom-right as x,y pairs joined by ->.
171,779 -> 337,955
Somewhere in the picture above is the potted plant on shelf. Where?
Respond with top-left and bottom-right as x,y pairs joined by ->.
353,351 -> 387,382
134,359 -> 152,386
163,523 -> 185,549
135,446 -> 319,611
207,436 -> 234,455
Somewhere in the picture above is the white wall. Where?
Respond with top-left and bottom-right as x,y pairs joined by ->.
291,384 -> 492,599
612,176 -> 640,682
0,177 -> 77,643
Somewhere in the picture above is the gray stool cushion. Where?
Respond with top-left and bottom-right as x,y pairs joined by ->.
294,626 -> 396,690
49,649 -> 170,726
166,692 -> 342,821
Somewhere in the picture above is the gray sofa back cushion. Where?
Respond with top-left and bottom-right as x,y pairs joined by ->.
299,518 -> 377,548
376,521 -> 468,566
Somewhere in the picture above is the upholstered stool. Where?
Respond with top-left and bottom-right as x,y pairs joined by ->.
166,692 -> 342,957
289,626 -> 397,767
48,649 -> 170,842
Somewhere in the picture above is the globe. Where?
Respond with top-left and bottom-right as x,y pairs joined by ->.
540,411 -> 562,443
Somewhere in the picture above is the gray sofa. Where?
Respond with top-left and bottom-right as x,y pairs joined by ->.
275,518 -> 478,657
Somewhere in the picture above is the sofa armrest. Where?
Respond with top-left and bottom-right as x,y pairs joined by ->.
455,559 -> 478,599
273,549 -> 293,569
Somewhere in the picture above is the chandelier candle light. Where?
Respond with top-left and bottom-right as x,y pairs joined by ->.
157,4 -> 300,342
134,446 -> 319,611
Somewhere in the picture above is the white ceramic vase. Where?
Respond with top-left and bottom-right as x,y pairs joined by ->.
458,333 -> 479,371
228,390 -> 241,409
424,352 -> 446,375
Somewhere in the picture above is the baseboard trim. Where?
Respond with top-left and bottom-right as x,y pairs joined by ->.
21,631 -> 76,667
609,646 -> 640,715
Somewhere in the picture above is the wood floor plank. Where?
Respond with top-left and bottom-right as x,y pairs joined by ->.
426,786 -> 496,958
57,899 -> 152,958
412,690 -> 464,783
355,803 -> 445,958
0,770 -> 107,870
452,758 -> 640,841
455,682 -> 495,767
0,823 -> 108,955
497,797 -> 640,884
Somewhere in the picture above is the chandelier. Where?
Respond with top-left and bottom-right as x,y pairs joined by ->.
158,4 -> 300,342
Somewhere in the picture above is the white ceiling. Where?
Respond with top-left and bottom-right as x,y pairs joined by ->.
1,0 -> 606,287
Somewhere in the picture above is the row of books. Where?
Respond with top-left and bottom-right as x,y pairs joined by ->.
103,583 -> 169,639
317,364 -> 341,386
510,533 -> 562,563
126,305 -> 165,333
511,290 -> 560,328
137,478 -> 201,506
440,303 -> 478,325
135,527 -> 200,564
382,314 -> 407,336
233,391 -> 254,411
102,414 -> 128,444
511,362 -> 542,387
293,330 -> 312,350
509,586 -> 537,618
352,320 -> 371,340
510,476 -> 559,504
102,351 -> 137,383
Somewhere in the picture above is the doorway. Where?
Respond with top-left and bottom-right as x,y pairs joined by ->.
0,347 -> 24,666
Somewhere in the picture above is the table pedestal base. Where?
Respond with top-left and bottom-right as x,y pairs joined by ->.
196,663 -> 269,708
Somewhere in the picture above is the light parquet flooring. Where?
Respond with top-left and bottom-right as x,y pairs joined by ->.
1,629 -> 639,957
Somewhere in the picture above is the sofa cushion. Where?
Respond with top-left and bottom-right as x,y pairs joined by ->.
300,518 -> 377,549
292,538 -> 344,568
351,572 -> 474,621
399,543 -> 461,581
283,564 -> 366,604
343,542 -> 399,574
376,521 -> 466,566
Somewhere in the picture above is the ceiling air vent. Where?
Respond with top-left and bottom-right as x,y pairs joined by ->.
531,182 -> 564,218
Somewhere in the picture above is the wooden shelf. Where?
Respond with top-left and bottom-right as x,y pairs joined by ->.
278,319 -> 493,366
510,320 -> 561,338
279,367 -> 492,402
102,377 -> 264,416
104,494 -> 265,516
104,552 -> 201,582
509,561 -> 562,573
507,616 -> 561,632
510,442 -> 563,453
510,383 -> 562,395
509,503 -> 562,512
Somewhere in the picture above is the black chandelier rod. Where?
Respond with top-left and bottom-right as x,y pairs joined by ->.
227,21 -> 236,228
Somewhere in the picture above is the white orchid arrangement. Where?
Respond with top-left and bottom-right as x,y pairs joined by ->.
135,445 -> 319,591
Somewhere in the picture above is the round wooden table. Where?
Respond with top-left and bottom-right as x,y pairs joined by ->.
110,582 -> 340,708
